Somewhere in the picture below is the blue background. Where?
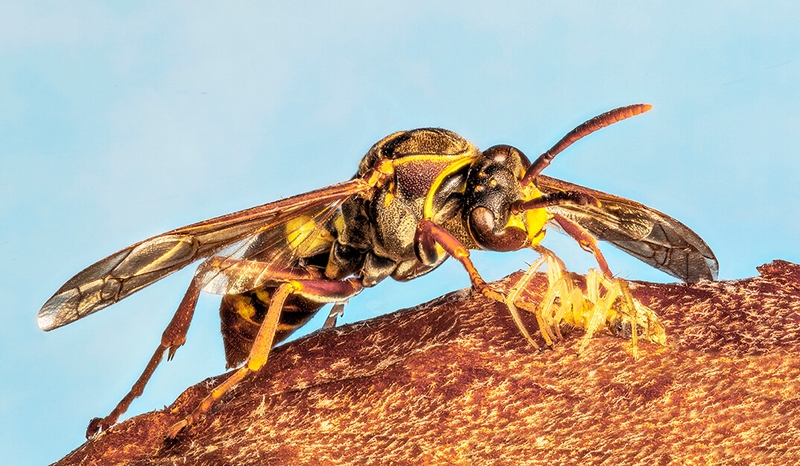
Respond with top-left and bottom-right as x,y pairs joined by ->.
2,3 -> 799,464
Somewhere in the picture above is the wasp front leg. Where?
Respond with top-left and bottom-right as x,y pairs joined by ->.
415,219 -> 505,303
413,218 -> 559,349
167,274 -> 362,438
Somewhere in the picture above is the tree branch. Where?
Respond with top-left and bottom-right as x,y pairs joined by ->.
56,261 -> 800,465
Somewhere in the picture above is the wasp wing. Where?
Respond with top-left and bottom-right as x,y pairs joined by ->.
537,175 -> 718,283
195,194 -> 344,297
39,179 -> 370,331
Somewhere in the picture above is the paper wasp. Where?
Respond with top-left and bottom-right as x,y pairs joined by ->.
39,104 -> 718,439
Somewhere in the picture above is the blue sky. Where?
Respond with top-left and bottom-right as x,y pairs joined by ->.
3,3 -> 800,464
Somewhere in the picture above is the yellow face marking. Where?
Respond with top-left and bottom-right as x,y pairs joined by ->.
505,214 -> 526,231
521,183 -> 550,245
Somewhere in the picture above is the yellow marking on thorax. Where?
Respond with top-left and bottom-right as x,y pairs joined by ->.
383,190 -> 396,208
285,215 -> 335,257
422,156 -> 477,220
365,159 -> 395,188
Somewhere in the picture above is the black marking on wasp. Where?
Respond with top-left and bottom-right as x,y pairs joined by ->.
38,104 -> 718,439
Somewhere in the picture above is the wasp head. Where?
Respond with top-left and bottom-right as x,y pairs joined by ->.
464,145 -> 545,252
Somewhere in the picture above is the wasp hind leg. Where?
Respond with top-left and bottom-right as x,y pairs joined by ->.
166,276 -> 362,438
86,277 -> 204,438
322,302 -> 346,329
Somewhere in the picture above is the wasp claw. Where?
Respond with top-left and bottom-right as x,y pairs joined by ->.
166,419 -> 189,439
473,282 -> 506,304
86,417 -> 106,439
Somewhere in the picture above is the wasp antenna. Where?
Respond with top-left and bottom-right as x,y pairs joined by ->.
521,104 -> 652,186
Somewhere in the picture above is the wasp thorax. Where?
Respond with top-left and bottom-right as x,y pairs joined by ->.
464,153 -> 528,252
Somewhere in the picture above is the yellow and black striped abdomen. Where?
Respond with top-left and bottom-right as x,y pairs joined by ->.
219,288 -> 325,368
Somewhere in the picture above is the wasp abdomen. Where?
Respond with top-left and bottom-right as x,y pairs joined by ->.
219,290 -> 323,368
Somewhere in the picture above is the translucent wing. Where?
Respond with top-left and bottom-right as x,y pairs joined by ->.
195,196 -> 344,297
39,179 -> 370,331
537,175 -> 718,283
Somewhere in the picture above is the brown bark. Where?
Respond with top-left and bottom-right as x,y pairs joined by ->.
56,260 -> 800,465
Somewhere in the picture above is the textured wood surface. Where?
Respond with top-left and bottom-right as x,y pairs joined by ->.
56,261 -> 800,465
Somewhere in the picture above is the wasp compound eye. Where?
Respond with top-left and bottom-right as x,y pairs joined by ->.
468,207 -> 527,251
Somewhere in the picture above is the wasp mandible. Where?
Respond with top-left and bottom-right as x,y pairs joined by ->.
39,104 -> 718,439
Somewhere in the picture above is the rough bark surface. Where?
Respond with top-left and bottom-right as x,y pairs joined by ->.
56,261 -> 800,465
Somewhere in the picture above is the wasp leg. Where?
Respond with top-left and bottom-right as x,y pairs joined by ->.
199,256 -> 325,293
551,213 -> 612,278
511,191 -> 598,214
415,219 -> 504,302
323,302 -> 346,329
86,277 -> 203,438
416,219 -> 547,349
86,257 -> 330,438
166,276 -> 362,438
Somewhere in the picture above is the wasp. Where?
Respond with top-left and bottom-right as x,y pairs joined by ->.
39,104 -> 718,439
